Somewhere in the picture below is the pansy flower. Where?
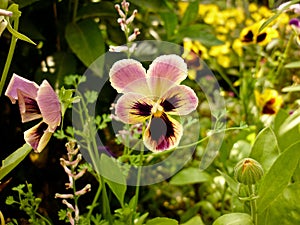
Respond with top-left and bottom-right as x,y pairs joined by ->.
109,55 -> 198,152
254,89 -> 283,115
240,20 -> 279,46
5,74 -> 61,152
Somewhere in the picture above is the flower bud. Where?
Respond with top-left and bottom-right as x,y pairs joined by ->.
234,158 -> 264,185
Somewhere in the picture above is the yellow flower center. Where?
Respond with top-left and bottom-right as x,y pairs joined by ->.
151,102 -> 164,117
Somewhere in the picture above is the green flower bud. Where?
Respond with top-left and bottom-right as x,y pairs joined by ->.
234,158 -> 264,185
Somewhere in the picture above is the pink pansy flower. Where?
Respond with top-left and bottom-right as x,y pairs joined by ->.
5,74 -> 61,153
109,54 -> 198,152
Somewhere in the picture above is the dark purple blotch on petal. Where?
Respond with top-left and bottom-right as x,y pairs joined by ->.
161,95 -> 180,112
243,30 -> 254,42
131,101 -> 152,117
256,32 -> 267,43
149,113 -> 175,150
28,122 -> 48,150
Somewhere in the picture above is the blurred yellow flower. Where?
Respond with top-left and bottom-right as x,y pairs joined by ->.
232,39 -> 243,56
182,38 -> 208,79
254,89 -> 283,115
240,20 -> 279,46
199,4 -> 219,18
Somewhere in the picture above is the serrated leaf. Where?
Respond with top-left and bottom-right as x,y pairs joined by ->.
169,167 -> 211,185
257,141 -> 300,213
145,217 -> 178,225
99,154 -> 126,207
0,144 -> 32,180
212,213 -> 253,225
65,19 -> 105,76
250,127 -> 279,172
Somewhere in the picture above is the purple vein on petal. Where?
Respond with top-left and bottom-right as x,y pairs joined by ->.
17,89 -> 42,123
161,85 -> 198,115
37,80 -> 61,131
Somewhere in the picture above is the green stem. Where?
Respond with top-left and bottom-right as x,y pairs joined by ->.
102,178 -> 113,224
176,126 -> 247,150
276,33 -> 294,83
0,18 -> 19,96
248,184 -> 258,225
87,178 -> 102,218
72,0 -> 79,23
212,60 -> 239,97
35,212 -> 53,225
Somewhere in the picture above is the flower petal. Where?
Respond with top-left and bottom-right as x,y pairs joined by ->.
24,122 -> 53,153
37,80 -> 61,131
109,59 -> 150,95
143,113 -> 183,152
17,89 -> 42,123
115,93 -> 153,124
147,55 -> 188,96
160,85 -> 198,115
5,73 -> 39,104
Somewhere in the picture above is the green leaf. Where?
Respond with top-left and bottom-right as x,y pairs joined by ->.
282,85 -> 300,92
77,2 -> 116,20
128,0 -> 170,12
278,108 -> 300,136
259,0 -> 300,32
181,215 -> 204,225
274,109 -> 300,151
250,127 -> 279,172
6,20 -> 36,45
99,154 -> 126,207
181,0 -> 199,27
169,167 -> 211,185
176,24 -> 223,47
284,61 -> 300,68
160,12 -> 178,40
259,183 -> 300,225
212,213 -> 253,225
145,217 -> 178,225
65,19 -> 105,76
257,141 -> 300,213
14,0 -> 40,8
217,170 -> 239,195
0,144 -> 32,180
134,212 -> 149,225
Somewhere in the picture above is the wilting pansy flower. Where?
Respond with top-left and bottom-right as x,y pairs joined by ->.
109,55 -> 198,152
5,74 -> 61,152
254,89 -> 283,115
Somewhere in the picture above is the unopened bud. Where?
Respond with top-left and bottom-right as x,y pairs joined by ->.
234,158 -> 264,185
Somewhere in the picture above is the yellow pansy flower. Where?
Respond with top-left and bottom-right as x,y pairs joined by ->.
254,89 -> 283,115
240,20 -> 279,46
